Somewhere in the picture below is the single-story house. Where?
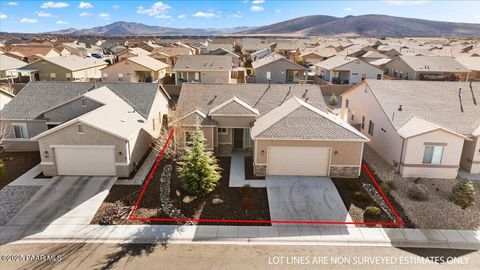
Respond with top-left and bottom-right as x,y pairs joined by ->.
0,82 -> 170,177
171,83 -> 368,178
295,47 -> 338,64
149,46 -> 195,66
0,54 -> 27,81
455,56 -> 480,79
116,47 -> 151,62
0,88 -> 14,110
173,55 -> 233,85
101,55 -> 170,83
5,45 -> 61,63
208,48 -> 241,67
18,55 -> 108,82
342,80 -> 480,178
384,56 -> 471,81
251,53 -> 307,84
315,55 -> 383,85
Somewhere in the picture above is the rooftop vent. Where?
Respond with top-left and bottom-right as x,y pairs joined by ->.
398,105 -> 403,111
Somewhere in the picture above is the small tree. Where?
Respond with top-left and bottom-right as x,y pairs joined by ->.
329,93 -> 338,106
178,129 -> 222,196
452,180 -> 476,209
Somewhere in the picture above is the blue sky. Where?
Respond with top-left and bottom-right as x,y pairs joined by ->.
0,1 -> 479,33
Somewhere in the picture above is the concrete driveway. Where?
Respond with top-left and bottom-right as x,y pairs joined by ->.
266,176 -> 352,226
7,175 -> 116,227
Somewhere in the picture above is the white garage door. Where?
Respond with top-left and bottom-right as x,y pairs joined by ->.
267,146 -> 331,176
54,146 -> 116,176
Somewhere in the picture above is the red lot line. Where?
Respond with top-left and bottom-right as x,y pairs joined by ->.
129,128 -> 404,227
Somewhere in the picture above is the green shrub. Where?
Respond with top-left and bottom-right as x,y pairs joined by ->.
178,129 -> 222,196
379,182 -> 393,193
407,186 -> 429,201
354,191 -> 372,203
451,180 -> 476,209
364,206 -> 382,218
346,180 -> 362,191
385,180 -> 397,190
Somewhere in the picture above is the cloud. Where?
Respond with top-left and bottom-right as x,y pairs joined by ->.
0,13 -> 7,20
137,2 -> 171,17
7,2 -> 18,6
230,12 -> 243,18
41,2 -> 69,8
177,14 -> 187,19
193,11 -> 218,18
98,13 -> 111,20
242,0 -> 248,3
275,9 -> 281,13
383,1 -> 429,5
56,20 -> 69,24
79,2 -> 93,9
250,5 -> 264,12
344,7 -> 353,11
20,18 -> 38,23
112,5 -> 120,9
155,14 -> 171,19
80,12 -> 92,17
35,11 -> 55,17
252,0 -> 265,4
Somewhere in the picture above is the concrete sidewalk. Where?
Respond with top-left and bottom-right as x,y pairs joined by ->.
229,153 -> 266,188
1,223 -> 479,250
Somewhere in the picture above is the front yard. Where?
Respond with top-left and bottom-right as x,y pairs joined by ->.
92,156 -> 271,226
363,145 -> 480,230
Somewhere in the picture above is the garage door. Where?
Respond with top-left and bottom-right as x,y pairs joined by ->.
267,146 -> 331,176
54,146 -> 116,176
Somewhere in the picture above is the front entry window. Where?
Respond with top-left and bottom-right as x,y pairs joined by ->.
12,123 -> 28,138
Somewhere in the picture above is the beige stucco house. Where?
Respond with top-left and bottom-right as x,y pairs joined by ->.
252,53 -> 307,84
315,55 -> 383,85
101,55 -> 170,83
173,55 -> 234,85
0,82 -> 170,177
342,80 -> 480,179
172,84 -> 368,178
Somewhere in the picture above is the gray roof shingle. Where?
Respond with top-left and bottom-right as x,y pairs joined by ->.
0,82 -> 161,120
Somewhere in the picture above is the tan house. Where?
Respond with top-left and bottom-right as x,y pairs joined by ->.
251,53 -> 307,84
0,82 -> 170,177
455,56 -> 480,79
315,55 -> 383,84
19,55 -> 108,82
384,56 -> 471,81
101,55 -> 170,83
295,47 -> 338,64
342,80 -> 480,178
149,46 -> 195,66
6,45 -> 61,63
116,47 -> 151,62
0,54 -> 26,81
173,55 -> 234,85
172,84 -> 368,178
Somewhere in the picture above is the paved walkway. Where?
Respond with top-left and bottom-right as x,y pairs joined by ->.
266,176 -> 353,226
229,153 -> 266,188
7,164 -> 52,186
458,169 -> 480,181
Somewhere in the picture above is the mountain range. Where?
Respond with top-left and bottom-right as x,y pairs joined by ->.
41,15 -> 480,37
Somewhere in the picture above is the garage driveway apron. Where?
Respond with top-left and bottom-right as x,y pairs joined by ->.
6,176 -> 116,229
266,176 -> 353,226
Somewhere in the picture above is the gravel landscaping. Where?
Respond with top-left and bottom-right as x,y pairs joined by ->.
363,145 -> 480,230
0,185 -> 42,225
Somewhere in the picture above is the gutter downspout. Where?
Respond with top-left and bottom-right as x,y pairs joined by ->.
398,137 -> 405,175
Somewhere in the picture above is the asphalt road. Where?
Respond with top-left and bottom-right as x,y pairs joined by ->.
1,243 -> 479,270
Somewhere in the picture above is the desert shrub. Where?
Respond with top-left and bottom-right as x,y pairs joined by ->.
178,129 -> 222,196
354,191 -> 372,203
385,180 -> 397,190
241,196 -> 254,213
407,185 -> 429,201
346,180 -> 362,191
329,94 -> 338,106
451,180 -> 476,209
379,182 -> 393,193
364,206 -> 382,218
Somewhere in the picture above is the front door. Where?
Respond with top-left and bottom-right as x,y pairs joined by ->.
233,128 -> 244,149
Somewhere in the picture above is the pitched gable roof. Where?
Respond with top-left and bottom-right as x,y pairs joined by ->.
173,55 -> 232,71
397,116 -> 469,139
252,52 -> 306,70
251,97 -> 368,141
315,55 -> 357,70
396,55 -> 470,72
0,55 -> 27,71
26,55 -> 107,71
170,110 -> 217,127
209,96 -> 259,116
126,55 -> 170,71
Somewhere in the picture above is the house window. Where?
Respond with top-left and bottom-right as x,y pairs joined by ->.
185,131 -> 193,147
218,128 -> 227,134
266,71 -> 271,81
12,123 -> 28,139
118,73 -> 124,81
376,74 -> 382,80
423,146 -> 444,164
66,73 -> 72,81
345,99 -> 349,109
50,73 -> 56,81
368,120 -> 375,136
351,112 -> 355,121
77,124 -> 84,134
81,98 -> 87,107
361,116 -> 365,129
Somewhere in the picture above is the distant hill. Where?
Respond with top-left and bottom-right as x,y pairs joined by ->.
45,21 -> 253,36
239,14 -> 480,38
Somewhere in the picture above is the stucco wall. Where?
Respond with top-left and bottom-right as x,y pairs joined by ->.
460,136 -> 480,173
25,59 -> 106,81
200,71 -> 230,84
101,60 -> 165,83
254,59 -> 304,84
337,60 -> 383,84
400,129 -> 465,178
211,115 -> 256,128
176,126 -> 215,150
384,57 -> 416,79
144,89 -> 170,139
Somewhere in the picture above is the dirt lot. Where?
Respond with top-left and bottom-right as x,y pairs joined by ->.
0,151 -> 40,190
92,156 -> 271,226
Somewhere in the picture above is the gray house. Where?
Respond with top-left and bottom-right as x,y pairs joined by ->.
0,82 -> 170,177
251,53 -> 307,84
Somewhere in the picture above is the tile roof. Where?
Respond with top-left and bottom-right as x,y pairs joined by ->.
0,82 -> 161,120
363,80 -> 480,135
251,97 -> 368,141
173,55 -> 232,71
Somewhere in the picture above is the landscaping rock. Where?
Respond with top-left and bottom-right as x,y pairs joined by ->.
182,195 -> 197,204
176,190 -> 181,197
212,198 -> 224,204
